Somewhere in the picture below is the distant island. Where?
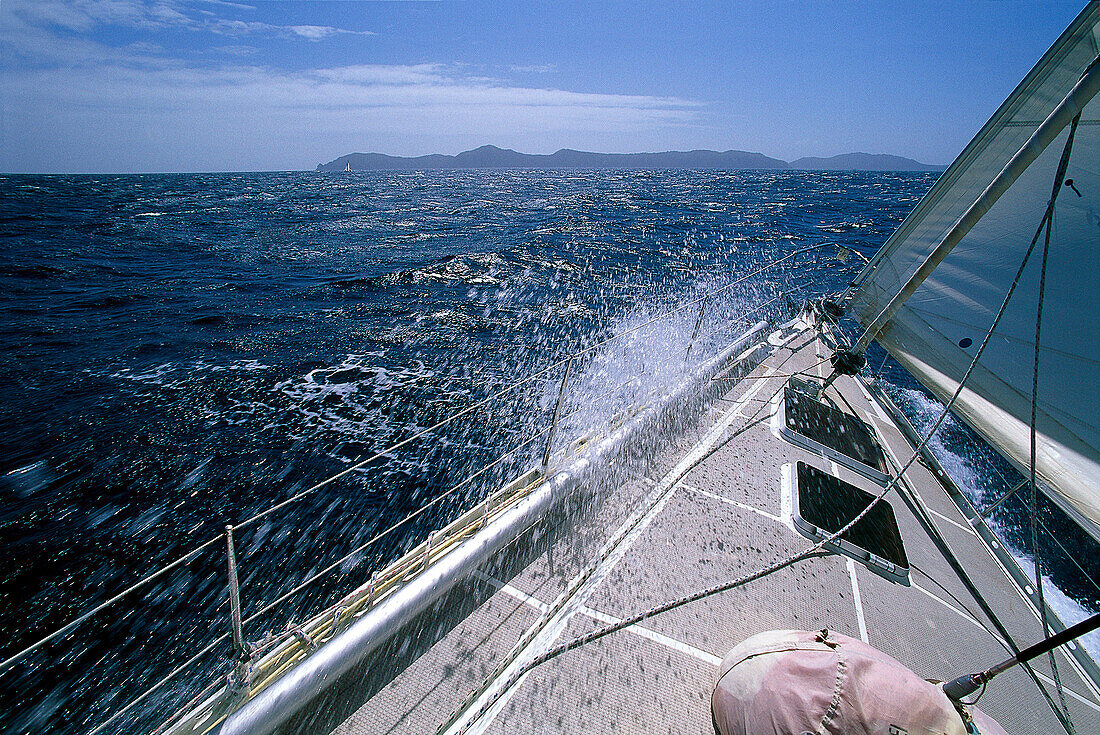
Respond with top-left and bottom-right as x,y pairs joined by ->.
317,145 -> 945,172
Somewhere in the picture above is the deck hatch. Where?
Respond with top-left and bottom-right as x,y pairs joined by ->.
781,381 -> 890,485
793,462 -> 909,584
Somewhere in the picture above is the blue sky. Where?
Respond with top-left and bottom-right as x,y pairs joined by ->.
0,1 -> 1089,173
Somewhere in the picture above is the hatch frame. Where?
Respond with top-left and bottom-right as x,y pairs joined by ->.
780,377 -> 892,486
791,461 -> 910,585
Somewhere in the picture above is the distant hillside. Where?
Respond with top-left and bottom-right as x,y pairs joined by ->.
788,152 -> 945,171
317,145 -> 944,172
318,145 -> 787,172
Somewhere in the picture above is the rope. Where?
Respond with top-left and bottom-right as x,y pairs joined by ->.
432,344 -> 813,735
88,630 -> 233,735
233,359 -> 569,531
99,325 -> 779,727
234,242 -> 834,534
876,416 -> 1070,726
8,243 -> 837,727
239,427 -> 551,630
1028,111 -> 1082,733
439,177 -> 1082,733
438,343 -> 873,735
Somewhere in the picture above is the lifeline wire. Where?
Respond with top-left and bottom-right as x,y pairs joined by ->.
12,244 -> 834,735
87,277 -> 812,730
441,193 -> 1081,735
2,242 -> 832,682
434,338 -> 820,735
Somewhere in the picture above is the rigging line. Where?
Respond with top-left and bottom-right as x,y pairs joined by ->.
434,340 -> 816,735
86,252 -> 822,728
957,431 -> 1089,595
525,550 -> 829,659
979,478 -> 1030,519
710,356 -> 833,383
567,242 -> 833,361
446,187 -> 1080,734
1035,511 -> 1100,600
977,475 -> 1100,608
696,289 -> 792,338
150,676 -> 225,735
0,531 -> 225,676
234,243 -> 835,534
882,448 -> 1063,716
104,429 -> 555,731
874,350 -> 890,378
868,368 -> 1100,710
909,561 -> 1014,657
239,428 -> 553,631
87,630 -> 233,735
2,253 -> 816,683
233,356 -> 569,531
238,339 -> 765,679
868,358 -> 1073,725
1030,111 -> 1082,732
441,344 -> 886,735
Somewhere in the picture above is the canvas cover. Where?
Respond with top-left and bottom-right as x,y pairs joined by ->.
848,4 -> 1100,539
712,629 -> 1008,735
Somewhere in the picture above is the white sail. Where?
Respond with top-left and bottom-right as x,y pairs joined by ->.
850,3 -> 1100,539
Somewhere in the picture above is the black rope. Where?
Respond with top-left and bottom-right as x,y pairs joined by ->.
1029,111 -> 1082,733
441,172 -> 1093,731
441,242 -> 1059,732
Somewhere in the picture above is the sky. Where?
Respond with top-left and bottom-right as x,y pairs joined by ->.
0,0 -> 1090,173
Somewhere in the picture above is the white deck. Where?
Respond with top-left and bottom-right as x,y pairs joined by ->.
307,321 -> 1100,735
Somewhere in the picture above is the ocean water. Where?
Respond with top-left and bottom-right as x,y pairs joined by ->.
0,170 -> 1094,733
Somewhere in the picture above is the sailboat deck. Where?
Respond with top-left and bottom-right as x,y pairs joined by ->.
325,321 -> 1100,735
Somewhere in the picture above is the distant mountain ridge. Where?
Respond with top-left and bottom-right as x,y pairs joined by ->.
788,152 -> 943,171
317,145 -> 944,172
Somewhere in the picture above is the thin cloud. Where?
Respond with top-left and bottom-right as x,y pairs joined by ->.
0,1 -> 703,171
287,24 -> 370,41
196,0 -> 256,10
11,0 -> 192,33
6,0 -> 373,41
208,44 -> 259,56
207,18 -> 374,40
510,64 -> 556,74
2,58 -> 702,171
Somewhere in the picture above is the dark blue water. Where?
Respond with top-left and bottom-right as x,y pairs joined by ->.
0,170 -> 1093,734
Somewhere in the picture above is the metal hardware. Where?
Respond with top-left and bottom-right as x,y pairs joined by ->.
226,525 -> 245,658
216,323 -> 768,735
685,294 -> 709,363
943,612 -> 1100,701
366,573 -> 377,609
423,531 -> 438,571
542,356 -> 573,469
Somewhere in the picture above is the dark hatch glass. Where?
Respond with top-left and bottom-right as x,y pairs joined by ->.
796,462 -> 908,569
785,388 -> 888,474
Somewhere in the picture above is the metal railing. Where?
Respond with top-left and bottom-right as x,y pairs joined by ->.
0,241 -> 849,735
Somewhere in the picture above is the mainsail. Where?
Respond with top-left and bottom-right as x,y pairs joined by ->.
849,3 -> 1100,539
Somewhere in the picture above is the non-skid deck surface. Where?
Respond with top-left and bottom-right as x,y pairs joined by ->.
331,321 -> 1100,735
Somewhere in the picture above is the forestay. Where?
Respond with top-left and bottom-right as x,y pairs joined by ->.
849,3 -> 1100,539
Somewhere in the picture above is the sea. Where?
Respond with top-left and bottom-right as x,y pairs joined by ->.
0,170 -> 1096,734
